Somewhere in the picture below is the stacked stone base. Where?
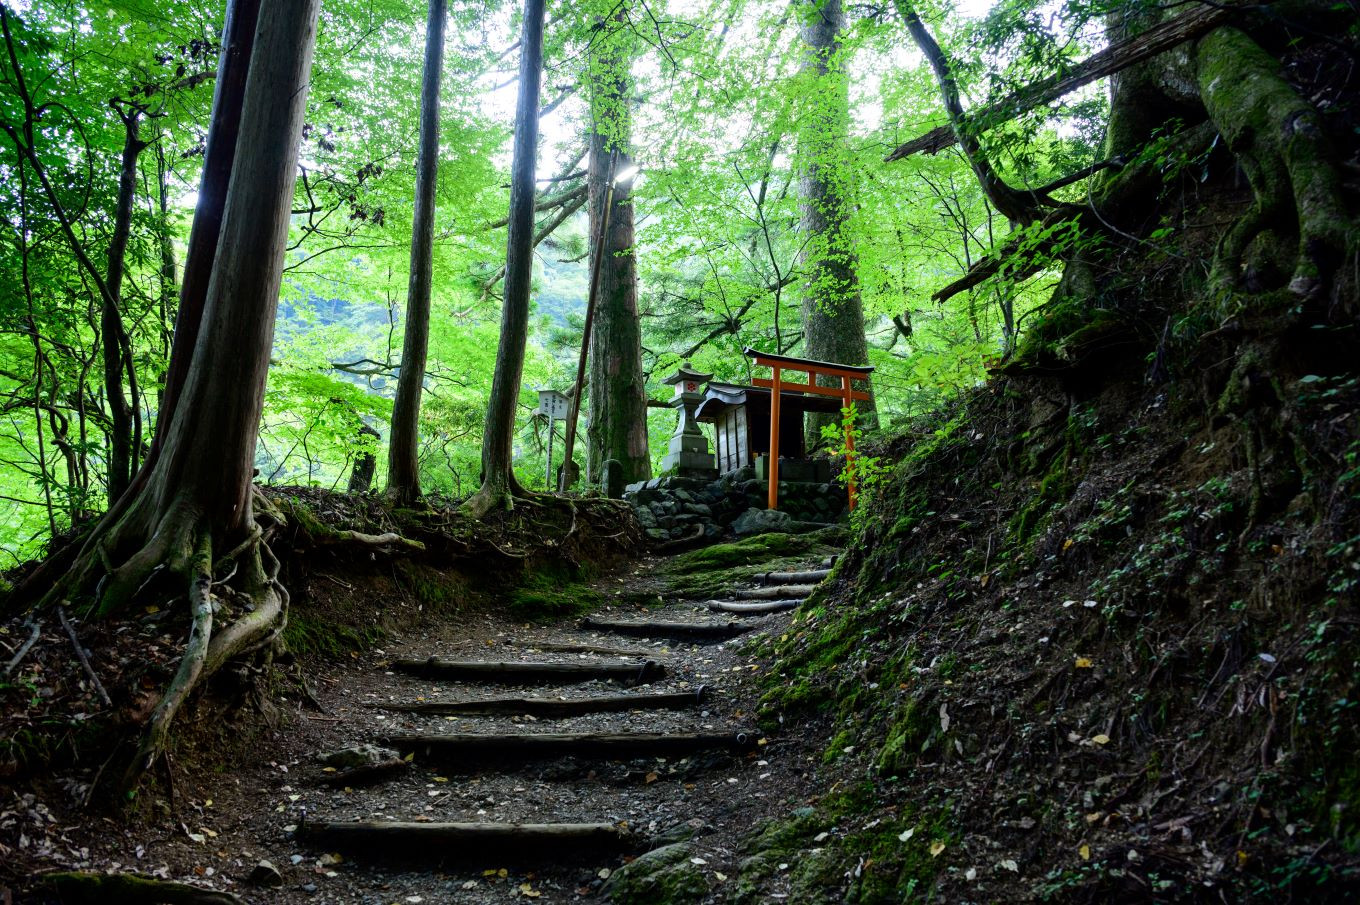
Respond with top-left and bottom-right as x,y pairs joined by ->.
624,465 -> 848,542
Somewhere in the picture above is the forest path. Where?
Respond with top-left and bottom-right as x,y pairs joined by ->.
231,541 -> 838,904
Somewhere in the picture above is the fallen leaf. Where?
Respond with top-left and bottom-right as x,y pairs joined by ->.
999,858 -> 1018,872
1079,845 -> 1090,861
1075,657 -> 1094,669
1091,734 -> 1111,746
929,841 -> 946,857
898,828 -> 915,843
645,772 -> 658,784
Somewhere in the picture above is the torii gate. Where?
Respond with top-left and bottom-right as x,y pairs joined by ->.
744,347 -> 874,512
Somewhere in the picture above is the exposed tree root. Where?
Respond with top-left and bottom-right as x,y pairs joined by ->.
36,871 -> 242,904
1197,27 -> 1357,298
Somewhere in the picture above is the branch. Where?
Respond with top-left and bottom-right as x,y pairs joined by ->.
894,0 -> 1039,223
885,0 -> 1259,162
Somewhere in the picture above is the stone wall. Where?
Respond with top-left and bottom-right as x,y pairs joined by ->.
624,465 -> 848,542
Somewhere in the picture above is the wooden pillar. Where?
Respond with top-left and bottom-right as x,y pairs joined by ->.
768,365 -> 782,510
842,374 -> 856,512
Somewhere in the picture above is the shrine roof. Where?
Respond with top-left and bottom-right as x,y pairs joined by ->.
742,346 -> 875,376
695,381 -> 842,422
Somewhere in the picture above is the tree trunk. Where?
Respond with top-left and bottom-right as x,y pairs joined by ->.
585,14 -> 651,485
387,0 -> 447,504
153,0 -> 261,460
466,0 -> 547,516
33,0 -> 322,798
797,0 -> 875,447
348,423 -> 381,493
101,107 -> 147,502
4,0 -> 260,607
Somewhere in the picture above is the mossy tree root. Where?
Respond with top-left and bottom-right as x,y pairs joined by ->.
37,871 -> 243,904
32,489 -> 294,803
1196,26 -> 1357,298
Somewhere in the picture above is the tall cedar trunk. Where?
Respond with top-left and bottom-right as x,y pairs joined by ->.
111,0 -> 319,553
798,0 -> 875,447
5,0 -> 261,606
387,0 -> 447,503
585,16 -> 650,485
152,0 -> 261,464
101,109 -> 146,501
468,0 -> 546,515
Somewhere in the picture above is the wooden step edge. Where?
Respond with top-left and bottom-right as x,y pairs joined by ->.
581,616 -> 753,641
707,599 -> 800,614
730,584 -> 816,600
759,569 -> 831,586
391,657 -> 666,685
381,729 -> 759,760
299,819 -> 633,854
510,640 -> 671,658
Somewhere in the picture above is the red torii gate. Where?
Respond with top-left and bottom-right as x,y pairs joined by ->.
744,347 -> 874,512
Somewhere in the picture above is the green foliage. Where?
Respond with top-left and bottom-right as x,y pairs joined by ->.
1,0 -> 1117,565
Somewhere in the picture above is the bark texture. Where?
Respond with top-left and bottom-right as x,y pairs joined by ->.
387,0 -> 447,504
466,0 -> 547,516
585,18 -> 650,485
32,0 -> 321,798
155,0 -> 260,456
798,0 -> 875,446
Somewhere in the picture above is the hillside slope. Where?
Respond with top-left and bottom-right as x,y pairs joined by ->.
744,22 -> 1360,905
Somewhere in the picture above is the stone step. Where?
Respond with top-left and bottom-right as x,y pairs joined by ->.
582,615 -> 752,642
372,687 -> 709,717
382,729 -> 758,763
391,657 -> 665,685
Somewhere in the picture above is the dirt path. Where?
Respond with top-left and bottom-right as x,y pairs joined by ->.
26,541 -> 839,904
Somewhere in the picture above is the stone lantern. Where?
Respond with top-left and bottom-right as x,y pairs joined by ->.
660,362 -> 717,478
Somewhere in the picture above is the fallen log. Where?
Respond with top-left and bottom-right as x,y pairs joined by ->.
300,820 -> 631,858
514,640 -> 669,658
730,584 -> 816,600
707,599 -> 801,614
383,729 -> 758,761
581,615 -> 753,642
392,657 -> 665,685
760,568 -> 830,585
375,687 -> 708,717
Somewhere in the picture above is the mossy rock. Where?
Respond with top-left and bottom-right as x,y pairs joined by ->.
664,530 -> 840,576
601,843 -> 708,904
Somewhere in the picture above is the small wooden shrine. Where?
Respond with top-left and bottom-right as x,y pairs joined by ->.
691,349 -> 874,509
695,382 -> 842,474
